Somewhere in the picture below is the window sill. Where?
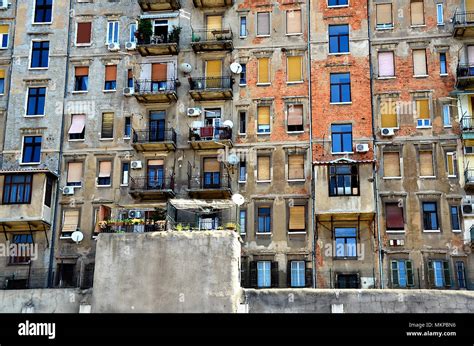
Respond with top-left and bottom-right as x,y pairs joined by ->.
328,52 -> 350,56
383,176 -> 402,180
452,229 -> 462,233
386,229 -> 405,234
238,180 -> 247,184
288,231 -> 306,235
256,180 -> 272,183
66,184 -> 82,188
287,131 -> 304,134
239,84 -> 247,87
120,184 -> 129,187
287,179 -> 305,183
96,185 -> 112,188
72,90 -> 88,94
24,114 -> 45,118
423,229 -> 440,233
99,138 -> 114,141
29,67 -> 49,71
330,102 -> 352,105
410,25 -> 427,28
332,151 -> 354,155
328,5 -> 349,8
377,76 -> 396,80
75,44 -> 92,47
376,26 -> 394,31
287,81 -> 304,85
60,236 -> 72,240
443,125 -> 452,128
256,232 -> 271,236
256,132 -> 271,135
19,162 -> 40,166
440,73 -> 448,77
448,175 -> 457,179
68,139 -> 85,142
416,126 -> 432,129
256,83 -> 271,86
286,33 -> 303,36
32,22 -> 53,25
413,75 -> 428,78
256,35 -> 271,38
419,176 -> 436,179
238,133 -> 247,136
103,89 -> 117,93
123,136 -> 131,140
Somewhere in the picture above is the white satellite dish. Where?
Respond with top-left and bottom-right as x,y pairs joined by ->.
227,154 -> 239,166
223,120 -> 234,128
179,63 -> 193,74
230,62 -> 243,74
232,193 -> 245,206
71,230 -> 84,243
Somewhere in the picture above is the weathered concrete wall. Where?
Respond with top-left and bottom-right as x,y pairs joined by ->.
0,289 -> 91,313
245,289 -> 474,313
91,231 -> 241,313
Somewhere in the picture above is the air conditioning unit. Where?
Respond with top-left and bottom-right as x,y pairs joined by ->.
131,160 -> 142,169
465,146 -> 474,155
381,128 -> 395,137
62,186 -> 75,195
355,144 -> 369,153
389,239 -> 405,246
128,210 -> 143,219
107,42 -> 120,51
462,203 -> 474,215
0,0 -> 8,9
187,107 -> 202,117
123,87 -> 134,96
125,41 -> 136,51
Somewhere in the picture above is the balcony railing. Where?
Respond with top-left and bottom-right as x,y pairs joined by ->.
99,221 -> 167,234
457,64 -> 474,78
168,219 -> 238,232
465,169 -> 474,185
189,76 -> 232,90
135,79 -> 177,94
189,126 -> 232,141
453,11 -> 474,25
130,176 -> 175,192
461,116 -> 474,131
133,128 -> 177,144
137,33 -> 180,46
187,174 -> 231,190
191,27 -> 233,42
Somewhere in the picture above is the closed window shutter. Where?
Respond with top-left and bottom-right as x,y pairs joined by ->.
446,153 -> 455,176
406,261 -> 414,286
257,156 -> 271,181
206,15 -> 222,39
378,52 -> 394,77
391,261 -> 399,286
152,63 -> 167,81
67,162 -> 83,183
287,56 -> 303,82
258,106 -> 270,126
288,104 -> 303,126
249,261 -> 258,288
101,112 -> 114,138
148,159 -> 164,166
413,49 -> 427,76
287,10 -> 302,34
75,66 -> 89,77
258,58 -> 270,83
305,262 -> 312,287
289,205 -> 305,230
468,46 -> 474,65
383,152 -> 400,177
105,65 -> 117,82
288,154 -> 304,180
376,4 -> 392,25
99,161 -> 112,178
416,99 -> 429,119
62,210 -> 79,233
203,158 -> 220,172
443,261 -> 451,287
77,22 -> 92,44
411,0 -> 424,25
380,100 -> 397,128
0,69 -> 5,79
467,0 -> 474,12
385,203 -> 404,229
419,150 -> 434,176
257,12 -> 270,36
271,261 -> 279,288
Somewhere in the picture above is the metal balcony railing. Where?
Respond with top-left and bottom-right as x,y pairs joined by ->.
132,128 -> 177,144
137,33 -> 180,46
457,64 -> 474,78
453,11 -> 474,25
168,218 -> 238,232
99,221 -> 167,234
130,176 -> 175,191
191,27 -> 233,42
189,126 -> 232,141
187,174 -> 231,190
461,116 -> 474,131
188,76 -> 233,90
135,79 -> 177,94
465,169 -> 474,184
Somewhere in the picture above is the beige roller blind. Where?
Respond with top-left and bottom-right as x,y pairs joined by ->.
203,158 -> 220,172
467,0 -> 474,12
148,159 -> 164,166
258,57 -> 270,83
101,112 -> 114,138
287,10 -> 302,34
287,56 -> 303,82
152,63 -> 167,81
206,15 -> 222,40
99,161 -> 112,178
0,25 -> 8,34
257,156 -> 271,181
0,69 -> 5,79
257,12 -> 270,36
67,162 -> 83,183
376,3 -> 392,25
446,152 -> 455,176
258,106 -> 270,126
289,205 -> 305,230
419,151 -> 434,176
288,104 -> 303,126
410,0 -> 424,25
383,152 -> 400,177
380,100 -> 398,127
105,65 -> 117,82
75,66 -> 89,76
416,99 -> 429,119
413,49 -> 427,76
62,210 -> 79,233
288,154 -> 304,180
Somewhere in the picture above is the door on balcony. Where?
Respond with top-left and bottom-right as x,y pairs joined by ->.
149,111 -> 166,142
204,108 -> 222,139
151,63 -> 168,91
203,157 -> 220,188
153,20 -> 169,43
336,274 -> 359,288
205,60 -> 222,89
147,159 -> 164,190
199,214 -> 219,230
206,15 -> 222,40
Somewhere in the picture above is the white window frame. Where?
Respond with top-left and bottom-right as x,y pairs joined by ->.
24,86 -> 47,117
20,135 -> 42,165
256,12 -> 271,38
446,152 -> 456,178
286,9 -> 303,36
442,104 -> 451,127
238,159 -> 247,183
239,15 -> 247,38
32,0 -> 54,25
290,261 -> 305,287
121,161 -> 130,186
75,21 -> 92,47
0,31 -> 8,49
129,22 -> 137,43
436,3 -> 444,25
257,261 -> 271,288
106,21 -> 119,45
29,40 -> 50,70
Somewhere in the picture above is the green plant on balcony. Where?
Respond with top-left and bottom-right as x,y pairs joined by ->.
168,25 -> 182,44
137,19 -> 153,44
225,222 -> 237,230
192,32 -> 201,42
176,223 -> 183,231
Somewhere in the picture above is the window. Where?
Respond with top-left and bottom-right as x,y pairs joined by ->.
376,3 -> 393,29
329,164 -> 359,196
2,174 -> 32,204
239,210 -> 247,235
66,162 -> 83,187
34,0 -> 53,23
127,69 -> 134,88
380,99 -> 398,128
429,260 -> 450,288
436,3 -> 443,25
61,209 -> 79,238
257,12 -> 270,36
456,261 -> 466,289
289,205 -> 305,233
30,41 -> 49,68
121,162 -> 130,186
290,261 -> 305,287
257,207 -> 271,234
74,66 -> 89,91
239,63 -> 247,85
202,158 -> 220,188
9,235 -> 33,264
415,99 -> 430,127
378,51 -> 395,77
129,22 -> 137,43
101,112 -> 114,139
383,152 -> 401,177
287,104 -> 304,132
286,9 -> 302,35
0,25 -> 9,49
97,161 -> 112,186
68,114 -> 85,140
0,69 -> 5,94
288,154 -> 304,181
22,136 -> 42,164
44,175 -> 53,207
410,0 -> 424,26
26,87 -> 46,116
391,260 -> 414,288
419,150 -> 434,176
257,57 -> 270,84
412,49 -> 427,76
287,56 -> 303,82
257,261 -> 271,287
76,22 -> 92,45
239,159 -> 247,182
329,24 -> 349,54
422,202 -> 439,231
446,152 -> 456,177
257,106 -> 271,133
450,206 -> 461,231
328,0 -> 348,7
107,21 -> 119,44
104,65 -> 117,91
239,111 -> 246,134
385,203 -> 404,231
124,117 -> 131,138
257,156 -> 271,182
331,123 -> 352,153
330,73 -> 351,103
443,104 -> 451,127
334,227 -> 357,258
439,52 -> 447,75
239,16 -> 247,37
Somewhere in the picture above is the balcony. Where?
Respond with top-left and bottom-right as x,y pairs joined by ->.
189,126 -> 232,150
188,76 -> 233,101
187,174 -> 232,199
452,11 -> 474,37
465,169 -> 474,188
132,128 -> 177,151
193,0 -> 233,7
137,34 -> 179,56
138,0 -> 181,11
461,116 -> 474,133
456,64 -> 474,88
191,28 -> 233,52
99,221 -> 167,234
129,176 -> 175,200
134,79 -> 178,103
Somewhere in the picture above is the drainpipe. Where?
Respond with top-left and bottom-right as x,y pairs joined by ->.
366,0 -> 384,288
47,0 -> 73,287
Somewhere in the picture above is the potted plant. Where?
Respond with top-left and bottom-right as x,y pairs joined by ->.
225,222 -> 237,231
137,19 -> 153,44
168,25 -> 182,44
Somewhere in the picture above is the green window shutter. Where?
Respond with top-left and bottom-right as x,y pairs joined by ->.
286,261 -> 292,288
406,261 -> 414,287
428,261 -> 435,288
443,261 -> 451,287
305,262 -> 312,288
271,261 -> 279,288
249,261 -> 257,288
391,261 -> 399,287
240,258 -> 249,288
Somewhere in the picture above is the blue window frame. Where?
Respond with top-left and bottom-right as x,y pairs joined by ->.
442,104 -> 451,126
239,210 -> 247,235
328,0 -> 348,6
27,87 -> 46,116
257,261 -> 271,288
422,202 -> 439,231
334,227 -> 357,258
330,73 -> 351,103
290,261 -> 305,287
331,123 -> 352,153
107,21 -> 119,44
257,207 -> 271,233
2,174 -> 33,204
34,0 -> 53,23
329,24 -> 349,54
30,41 -> 49,68
430,260 -> 450,288
239,63 -> 247,85
240,16 -> 247,37
440,53 -> 447,75
22,136 -> 42,163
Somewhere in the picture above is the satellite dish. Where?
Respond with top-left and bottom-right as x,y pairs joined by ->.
230,62 -> 243,74
180,63 -> 193,74
227,154 -> 239,166
223,120 -> 234,128
232,193 -> 245,206
71,231 -> 84,243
